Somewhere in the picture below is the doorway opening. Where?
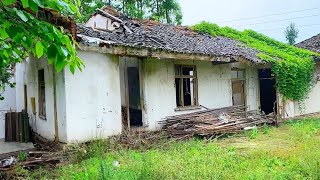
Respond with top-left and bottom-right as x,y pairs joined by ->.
120,57 -> 143,130
127,67 -> 142,127
231,69 -> 246,106
258,69 -> 277,115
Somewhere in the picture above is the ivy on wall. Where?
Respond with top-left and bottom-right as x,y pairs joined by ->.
193,22 -> 319,102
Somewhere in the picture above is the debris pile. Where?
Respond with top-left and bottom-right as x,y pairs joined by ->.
159,105 -> 275,138
119,130 -> 169,149
0,151 -> 63,171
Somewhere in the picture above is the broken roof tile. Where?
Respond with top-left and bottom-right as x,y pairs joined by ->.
77,8 -> 264,64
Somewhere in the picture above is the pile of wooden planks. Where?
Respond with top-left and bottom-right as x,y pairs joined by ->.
159,105 -> 275,138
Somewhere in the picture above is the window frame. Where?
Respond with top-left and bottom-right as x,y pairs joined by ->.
231,68 -> 245,81
175,65 -> 199,108
38,69 -> 46,120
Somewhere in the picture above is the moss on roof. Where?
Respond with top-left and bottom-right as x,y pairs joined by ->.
192,22 -> 319,63
193,22 -> 319,101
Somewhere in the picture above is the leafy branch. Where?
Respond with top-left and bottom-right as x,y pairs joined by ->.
0,0 -> 84,99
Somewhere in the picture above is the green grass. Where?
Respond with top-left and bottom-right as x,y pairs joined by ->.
16,118 -> 320,179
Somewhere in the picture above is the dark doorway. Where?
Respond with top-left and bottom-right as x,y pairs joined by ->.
259,69 -> 277,115
127,67 -> 143,127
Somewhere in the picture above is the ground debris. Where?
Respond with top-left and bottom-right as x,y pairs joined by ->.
0,150 -> 64,172
0,157 -> 17,169
159,105 -> 275,138
118,130 -> 170,150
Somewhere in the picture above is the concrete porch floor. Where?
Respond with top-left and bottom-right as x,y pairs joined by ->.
0,139 -> 34,155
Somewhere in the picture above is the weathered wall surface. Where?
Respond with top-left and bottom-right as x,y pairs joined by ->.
85,14 -> 107,30
294,62 -> 320,116
14,57 -> 67,142
64,51 -> 122,143
0,79 -> 16,139
142,58 -> 260,131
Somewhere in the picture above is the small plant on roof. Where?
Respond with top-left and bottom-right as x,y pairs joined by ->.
192,22 -> 319,103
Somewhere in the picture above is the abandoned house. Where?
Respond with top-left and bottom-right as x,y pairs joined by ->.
1,7 -> 320,143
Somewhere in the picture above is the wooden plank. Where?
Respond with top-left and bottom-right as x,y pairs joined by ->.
160,105 -> 273,138
24,112 -> 30,142
15,112 -> 20,142
53,65 -> 59,144
11,112 -> 16,142
18,113 -> 22,142
24,85 -> 28,111
5,112 -> 12,142
138,58 -> 145,126
79,45 -> 232,62
19,112 -> 25,143
125,61 -> 130,130
5,113 -> 8,141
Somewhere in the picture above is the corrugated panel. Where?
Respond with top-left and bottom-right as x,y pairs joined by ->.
5,111 -> 31,143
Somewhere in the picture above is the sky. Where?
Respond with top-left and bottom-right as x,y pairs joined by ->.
180,0 -> 320,43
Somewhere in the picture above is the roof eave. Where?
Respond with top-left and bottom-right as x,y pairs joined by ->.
78,43 -> 235,62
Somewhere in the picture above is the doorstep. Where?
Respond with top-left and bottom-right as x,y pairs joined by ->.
0,139 -> 34,155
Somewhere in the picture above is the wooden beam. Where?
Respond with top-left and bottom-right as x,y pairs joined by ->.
78,44 -> 232,62
53,65 -> 59,144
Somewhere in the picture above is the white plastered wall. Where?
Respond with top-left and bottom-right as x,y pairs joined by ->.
293,62 -> 320,116
15,57 -> 67,142
85,14 -> 107,30
64,51 -> 122,143
0,78 -> 16,139
141,58 -> 260,131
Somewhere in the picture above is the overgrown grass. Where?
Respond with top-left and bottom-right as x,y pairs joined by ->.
15,118 -> 320,179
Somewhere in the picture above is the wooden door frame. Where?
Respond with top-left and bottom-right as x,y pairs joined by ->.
123,58 -> 145,130
257,69 -> 278,116
231,68 -> 246,106
231,79 -> 246,106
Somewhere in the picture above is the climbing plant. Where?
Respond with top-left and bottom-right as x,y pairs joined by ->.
0,0 -> 83,99
193,22 -> 318,102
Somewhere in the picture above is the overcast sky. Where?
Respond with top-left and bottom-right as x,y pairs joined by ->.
180,0 -> 320,43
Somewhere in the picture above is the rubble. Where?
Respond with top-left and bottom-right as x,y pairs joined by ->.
77,8 -> 265,64
0,151 -> 63,171
0,157 -> 17,169
159,105 -> 275,138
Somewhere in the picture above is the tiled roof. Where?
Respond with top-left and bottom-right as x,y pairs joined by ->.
296,33 -> 320,54
77,8 -> 264,63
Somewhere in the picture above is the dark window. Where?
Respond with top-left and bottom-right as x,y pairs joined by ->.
38,69 -> 46,118
175,65 -> 198,107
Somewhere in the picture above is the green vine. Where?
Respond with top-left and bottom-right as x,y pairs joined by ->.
192,22 -> 319,102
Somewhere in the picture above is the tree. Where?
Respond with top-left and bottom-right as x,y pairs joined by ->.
285,22 -> 299,45
0,0 -> 83,99
78,0 -> 106,22
78,0 -> 183,25
152,0 -> 182,25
